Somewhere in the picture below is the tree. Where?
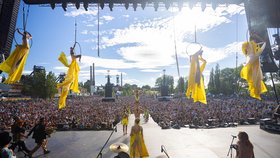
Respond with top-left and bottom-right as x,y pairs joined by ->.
214,64 -> 221,94
45,72 -> 57,99
155,75 -> 174,94
175,77 -> 186,94
208,68 -> 215,94
122,83 -> 134,96
82,80 -> 91,93
21,70 -> 57,99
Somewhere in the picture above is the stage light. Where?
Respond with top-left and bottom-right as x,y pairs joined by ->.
84,2 -> 88,11
109,2 -> 113,11
178,1 -> 183,11
141,2 -> 146,10
133,2 -> 137,11
201,2 -> 206,11
62,2 -> 67,11
125,2 -> 129,10
154,2 -> 159,11
75,2 -> 80,9
212,2 -> 217,10
100,2 -> 105,9
189,1 -> 194,10
50,3 -> 55,10
165,2 -> 170,10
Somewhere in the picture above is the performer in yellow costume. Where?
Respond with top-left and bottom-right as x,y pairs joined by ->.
0,29 -> 32,84
130,118 -> 149,158
121,107 -> 129,135
57,47 -> 81,109
240,38 -> 267,100
186,48 -> 207,104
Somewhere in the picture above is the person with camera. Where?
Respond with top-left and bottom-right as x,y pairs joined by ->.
0,132 -> 16,158
232,131 -> 255,158
28,118 -> 50,157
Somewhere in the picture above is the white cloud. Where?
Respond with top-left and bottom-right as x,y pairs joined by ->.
123,78 -> 141,85
97,4 -> 245,71
140,69 -> 161,72
123,15 -> 129,18
22,70 -> 33,75
64,9 -> 97,17
95,69 -> 126,76
201,42 -> 243,63
102,15 -> 114,21
81,30 -> 88,35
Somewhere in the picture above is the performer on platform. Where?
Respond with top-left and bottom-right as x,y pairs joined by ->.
134,89 -> 142,119
232,131 -> 255,158
240,34 -> 267,100
57,46 -> 81,109
121,107 -> 129,135
186,48 -> 207,104
0,29 -> 32,84
130,118 -> 149,158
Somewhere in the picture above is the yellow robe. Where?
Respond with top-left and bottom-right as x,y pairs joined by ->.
186,53 -> 207,104
0,43 -> 30,84
240,41 -> 267,100
57,52 -> 80,109
121,117 -> 128,125
130,130 -> 149,158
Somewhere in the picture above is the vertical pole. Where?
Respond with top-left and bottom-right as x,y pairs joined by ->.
121,73 -> 123,87
270,72 -> 280,104
97,2 -> 100,57
93,63 -> 95,86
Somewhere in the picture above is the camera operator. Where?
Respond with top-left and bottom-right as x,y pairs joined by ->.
231,131 -> 255,158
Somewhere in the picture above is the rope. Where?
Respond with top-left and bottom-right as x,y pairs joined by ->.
97,2 -> 100,57
23,4 -> 30,32
172,6 -> 180,78
73,20 -> 82,57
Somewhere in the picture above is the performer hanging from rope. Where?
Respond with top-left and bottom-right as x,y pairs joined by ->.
0,29 -> 32,84
186,48 -> 207,104
240,33 -> 267,100
57,45 -> 81,109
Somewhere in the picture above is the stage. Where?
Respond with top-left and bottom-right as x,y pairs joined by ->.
19,115 -> 280,158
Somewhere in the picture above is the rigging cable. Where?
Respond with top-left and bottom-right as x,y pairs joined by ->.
97,2 -> 100,57
172,6 -> 180,78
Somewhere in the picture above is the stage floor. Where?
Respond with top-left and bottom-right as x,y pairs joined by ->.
19,115 -> 280,158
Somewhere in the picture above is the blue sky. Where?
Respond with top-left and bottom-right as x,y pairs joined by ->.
11,2 -> 250,87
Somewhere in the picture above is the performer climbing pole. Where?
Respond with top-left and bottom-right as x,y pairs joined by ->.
186,26 -> 207,104
0,4 -> 32,84
240,33 -> 267,100
57,21 -> 82,109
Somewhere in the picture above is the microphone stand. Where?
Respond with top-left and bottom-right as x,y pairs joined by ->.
227,136 -> 236,158
96,126 -> 117,158
161,145 -> 170,158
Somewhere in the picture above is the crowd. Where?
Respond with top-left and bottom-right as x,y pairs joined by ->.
0,95 -> 278,131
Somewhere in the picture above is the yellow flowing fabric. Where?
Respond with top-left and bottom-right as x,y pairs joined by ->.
0,43 -> 30,84
186,52 -> 207,104
57,52 -> 80,109
121,117 -> 128,125
240,41 -> 267,100
130,131 -> 149,158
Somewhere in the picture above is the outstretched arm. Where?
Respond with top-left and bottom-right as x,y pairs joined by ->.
256,42 -> 266,56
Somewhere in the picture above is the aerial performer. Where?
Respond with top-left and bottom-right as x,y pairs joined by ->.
130,118 -> 149,158
186,48 -> 207,104
57,45 -> 81,109
240,33 -> 267,100
0,29 -> 32,84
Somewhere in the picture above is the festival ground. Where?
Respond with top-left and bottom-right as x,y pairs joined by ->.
18,115 -> 280,158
